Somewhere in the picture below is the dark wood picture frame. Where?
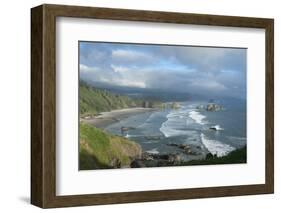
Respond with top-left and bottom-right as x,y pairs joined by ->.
31,4 -> 274,208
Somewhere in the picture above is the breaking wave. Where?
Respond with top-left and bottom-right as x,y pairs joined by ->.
200,133 -> 235,157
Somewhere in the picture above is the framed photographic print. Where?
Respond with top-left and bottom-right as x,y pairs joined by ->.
31,4 -> 274,208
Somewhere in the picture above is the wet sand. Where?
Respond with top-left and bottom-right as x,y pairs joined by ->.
81,108 -> 156,128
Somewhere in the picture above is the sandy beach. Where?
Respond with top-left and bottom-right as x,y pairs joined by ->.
81,107 -> 156,128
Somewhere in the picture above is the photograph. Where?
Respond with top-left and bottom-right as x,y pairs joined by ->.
29,4 -> 274,208
79,42 -> 247,170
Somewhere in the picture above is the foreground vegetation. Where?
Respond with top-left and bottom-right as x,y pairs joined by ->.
79,123 -> 142,170
181,146 -> 247,166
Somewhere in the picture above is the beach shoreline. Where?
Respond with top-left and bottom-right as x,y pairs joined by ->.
81,107 -> 157,128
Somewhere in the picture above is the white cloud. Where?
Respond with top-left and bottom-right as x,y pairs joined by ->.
79,64 -> 101,73
111,65 -> 130,73
80,64 -> 91,72
112,49 -> 153,64
116,79 -> 146,88
80,64 -> 146,88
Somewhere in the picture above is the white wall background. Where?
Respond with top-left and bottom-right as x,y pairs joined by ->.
0,0 -> 279,212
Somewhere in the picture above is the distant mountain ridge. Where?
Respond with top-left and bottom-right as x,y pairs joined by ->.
81,80 -> 192,102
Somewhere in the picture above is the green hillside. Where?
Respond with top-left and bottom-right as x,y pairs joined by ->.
79,82 -> 164,116
79,123 -> 142,170
80,82 -> 138,116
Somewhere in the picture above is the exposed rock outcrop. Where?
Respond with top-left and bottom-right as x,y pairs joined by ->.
196,101 -> 223,112
206,103 -> 223,111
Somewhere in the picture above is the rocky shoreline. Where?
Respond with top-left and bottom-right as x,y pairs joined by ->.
130,145 -> 246,168
130,143 -> 206,168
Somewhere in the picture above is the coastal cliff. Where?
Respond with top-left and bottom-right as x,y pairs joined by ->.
80,82 -> 137,117
80,82 -> 162,117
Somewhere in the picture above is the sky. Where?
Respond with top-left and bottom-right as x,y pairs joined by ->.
79,42 -> 246,99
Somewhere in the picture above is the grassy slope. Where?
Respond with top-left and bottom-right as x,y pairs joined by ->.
79,123 -> 142,170
80,82 -> 137,116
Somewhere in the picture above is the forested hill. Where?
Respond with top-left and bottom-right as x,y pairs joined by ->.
80,82 -> 139,116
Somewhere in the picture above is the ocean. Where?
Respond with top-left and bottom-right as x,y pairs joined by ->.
105,99 -> 246,161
